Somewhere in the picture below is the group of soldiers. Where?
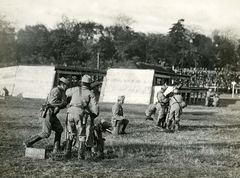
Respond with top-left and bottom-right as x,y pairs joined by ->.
22,74 -> 221,161
24,75 -> 129,161
145,84 -> 187,130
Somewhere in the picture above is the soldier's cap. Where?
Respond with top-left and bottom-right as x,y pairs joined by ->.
173,89 -> 179,94
161,85 -> 167,90
118,95 -> 125,101
82,75 -> 92,84
59,77 -> 70,86
100,119 -> 112,127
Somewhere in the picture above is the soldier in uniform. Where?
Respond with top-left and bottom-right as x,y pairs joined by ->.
156,86 -> 169,128
212,93 -> 220,107
205,88 -> 215,107
166,89 -> 187,130
145,102 -> 161,121
64,74 -> 99,160
89,119 -> 112,159
24,77 -> 70,153
111,95 -> 129,135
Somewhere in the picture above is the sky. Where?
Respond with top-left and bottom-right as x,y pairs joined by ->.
1,0 -> 240,37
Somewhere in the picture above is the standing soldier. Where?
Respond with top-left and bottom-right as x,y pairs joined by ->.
156,86 -> 169,128
64,74 -> 99,160
24,77 -> 70,153
166,89 -> 187,130
212,93 -> 220,107
111,95 -> 129,135
205,88 -> 215,107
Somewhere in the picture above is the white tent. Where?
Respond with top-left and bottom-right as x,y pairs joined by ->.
0,65 -> 55,99
100,68 -> 155,104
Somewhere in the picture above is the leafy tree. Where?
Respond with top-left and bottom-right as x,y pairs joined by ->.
0,16 -> 17,66
168,19 -> 187,68
16,24 -> 50,64
213,30 -> 238,70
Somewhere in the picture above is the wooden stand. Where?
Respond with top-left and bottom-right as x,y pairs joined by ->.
25,147 -> 46,159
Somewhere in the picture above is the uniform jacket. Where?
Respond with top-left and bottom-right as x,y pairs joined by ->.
66,86 -> 82,114
47,86 -> 68,109
169,94 -> 186,108
112,102 -> 124,120
66,85 -> 99,116
206,91 -> 215,98
157,91 -> 169,105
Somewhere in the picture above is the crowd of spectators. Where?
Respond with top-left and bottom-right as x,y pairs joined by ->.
174,68 -> 240,91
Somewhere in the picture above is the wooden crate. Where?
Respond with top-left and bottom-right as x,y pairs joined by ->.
25,147 -> 46,159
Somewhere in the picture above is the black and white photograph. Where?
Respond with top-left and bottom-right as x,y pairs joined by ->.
0,0 -> 240,177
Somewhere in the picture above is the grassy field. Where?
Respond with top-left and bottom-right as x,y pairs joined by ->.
0,96 -> 240,178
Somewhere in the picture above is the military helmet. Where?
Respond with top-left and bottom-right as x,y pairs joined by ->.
59,77 -> 70,86
82,75 -> 92,83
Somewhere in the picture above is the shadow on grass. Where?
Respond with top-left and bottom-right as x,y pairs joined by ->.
189,142 -> 240,149
184,111 -> 216,116
180,124 -> 240,131
218,98 -> 240,107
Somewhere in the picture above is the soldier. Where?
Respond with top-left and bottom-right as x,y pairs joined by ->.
205,88 -> 215,107
24,77 -> 70,153
212,93 -> 220,107
64,74 -> 99,160
89,119 -> 112,159
90,81 -> 102,103
166,89 -> 187,130
145,102 -> 160,121
156,86 -> 169,128
111,95 -> 129,135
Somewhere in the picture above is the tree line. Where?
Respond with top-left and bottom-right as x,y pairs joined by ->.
1,15 -> 240,72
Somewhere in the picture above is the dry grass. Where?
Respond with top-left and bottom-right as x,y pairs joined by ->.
0,96 -> 240,178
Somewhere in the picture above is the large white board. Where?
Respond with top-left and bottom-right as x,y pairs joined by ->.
101,69 -> 155,104
12,66 -> 55,99
0,66 -> 18,95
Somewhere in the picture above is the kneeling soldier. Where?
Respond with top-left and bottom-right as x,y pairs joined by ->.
89,119 -> 112,159
111,95 -> 129,135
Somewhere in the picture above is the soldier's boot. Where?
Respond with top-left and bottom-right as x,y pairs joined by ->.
23,135 -> 42,147
64,140 -> 73,160
78,141 -> 85,160
96,138 -> 105,159
170,120 -> 178,130
52,132 -> 61,153
174,120 -> 180,131
85,147 -> 92,160
166,119 -> 172,129
156,118 -> 161,127
120,123 -> 128,134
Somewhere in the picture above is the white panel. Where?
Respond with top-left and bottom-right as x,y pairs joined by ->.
0,66 -> 19,95
102,69 -> 154,104
12,66 -> 55,99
